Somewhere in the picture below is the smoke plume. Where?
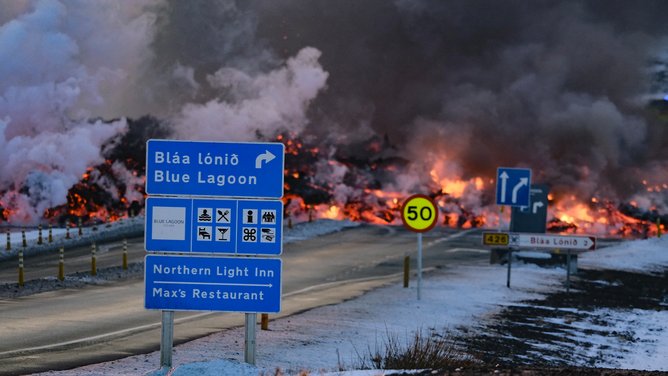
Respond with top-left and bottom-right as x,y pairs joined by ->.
1,0 -> 668,229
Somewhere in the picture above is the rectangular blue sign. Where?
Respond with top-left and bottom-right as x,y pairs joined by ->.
145,139 -> 285,199
496,167 -> 531,207
145,197 -> 283,255
145,254 -> 281,313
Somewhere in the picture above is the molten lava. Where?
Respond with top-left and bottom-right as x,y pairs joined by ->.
1,117 -> 664,238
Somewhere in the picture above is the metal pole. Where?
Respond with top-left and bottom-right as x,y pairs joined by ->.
78,217 -> 83,235
66,220 -> 70,239
48,224 -> 52,243
498,206 -> 504,232
506,250 -> 512,288
261,314 -> 269,330
18,249 -> 24,286
160,310 -> 174,368
403,252 -> 410,288
58,246 -> 64,281
122,238 -> 128,270
566,249 -> 571,297
6,228 -> 10,250
245,313 -> 257,365
38,224 -> 42,245
91,242 -> 97,276
417,233 -> 422,300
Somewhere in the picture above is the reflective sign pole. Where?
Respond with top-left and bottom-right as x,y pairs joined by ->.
417,233 -> 422,300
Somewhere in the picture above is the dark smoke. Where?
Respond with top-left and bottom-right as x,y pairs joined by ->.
251,0 -> 668,209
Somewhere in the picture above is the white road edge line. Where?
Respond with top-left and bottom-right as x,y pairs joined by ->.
0,229 -> 479,356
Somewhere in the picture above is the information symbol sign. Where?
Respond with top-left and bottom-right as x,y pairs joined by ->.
400,194 -> 439,233
243,209 -> 258,224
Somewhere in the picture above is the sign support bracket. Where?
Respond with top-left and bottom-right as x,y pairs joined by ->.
160,310 -> 174,369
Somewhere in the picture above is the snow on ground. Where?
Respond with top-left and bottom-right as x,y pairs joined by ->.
27,228 -> 668,375
578,235 -> 668,273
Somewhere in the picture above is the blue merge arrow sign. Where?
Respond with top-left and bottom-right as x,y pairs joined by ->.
496,167 -> 531,207
146,139 -> 285,199
145,254 -> 281,313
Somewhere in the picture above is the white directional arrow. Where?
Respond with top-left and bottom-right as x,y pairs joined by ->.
156,281 -> 273,288
532,201 -> 544,213
255,150 -> 276,169
511,177 -> 528,203
499,171 -> 509,203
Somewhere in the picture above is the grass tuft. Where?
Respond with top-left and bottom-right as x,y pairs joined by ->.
357,327 -> 483,370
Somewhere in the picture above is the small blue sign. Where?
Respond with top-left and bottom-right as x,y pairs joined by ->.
146,140 -> 285,199
145,254 -> 281,313
510,184 -> 549,233
496,167 -> 531,207
145,197 -> 282,255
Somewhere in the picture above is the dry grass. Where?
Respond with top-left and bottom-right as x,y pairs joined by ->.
356,327 -> 483,371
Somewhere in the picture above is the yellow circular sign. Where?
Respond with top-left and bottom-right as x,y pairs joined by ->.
401,194 -> 439,233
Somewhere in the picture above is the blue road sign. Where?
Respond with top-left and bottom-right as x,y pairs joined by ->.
510,184 -> 549,233
496,167 -> 531,207
145,254 -> 281,313
146,139 -> 285,199
145,197 -> 283,255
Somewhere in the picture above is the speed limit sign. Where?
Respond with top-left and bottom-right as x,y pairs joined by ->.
401,194 -> 439,233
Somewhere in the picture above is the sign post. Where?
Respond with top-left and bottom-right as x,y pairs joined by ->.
245,313 -> 257,365
482,232 -> 596,250
510,184 -> 549,233
496,167 -> 531,234
566,249 -> 571,297
145,197 -> 283,256
495,168 -> 531,207
482,232 -> 596,290
160,311 -> 174,368
400,194 -> 439,300
146,140 -> 285,198
144,139 -> 285,367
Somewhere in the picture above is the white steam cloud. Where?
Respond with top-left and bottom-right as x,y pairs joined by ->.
0,0 -> 161,224
0,0 -> 329,224
174,47 -> 328,141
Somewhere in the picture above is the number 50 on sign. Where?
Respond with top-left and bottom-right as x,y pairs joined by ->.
401,194 -> 439,233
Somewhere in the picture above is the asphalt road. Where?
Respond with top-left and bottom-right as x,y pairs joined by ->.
0,224 -> 490,375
